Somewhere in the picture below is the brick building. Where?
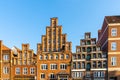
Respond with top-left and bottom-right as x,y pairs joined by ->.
37,18 -> 72,80
11,44 -> 37,80
0,16 -> 120,80
98,16 -> 120,80
0,40 -> 12,80
71,32 -> 107,80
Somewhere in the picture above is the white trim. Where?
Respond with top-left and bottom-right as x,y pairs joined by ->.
30,67 -> 35,75
108,23 -> 120,26
111,42 -> 116,50
108,38 -> 120,40
71,69 -> 86,71
23,67 -> 28,75
72,59 -> 86,62
91,58 -> 107,60
15,67 -> 20,75
108,68 -> 120,71
108,52 -> 120,54
91,68 -> 107,71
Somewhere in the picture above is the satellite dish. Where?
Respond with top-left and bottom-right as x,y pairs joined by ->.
12,47 -> 18,55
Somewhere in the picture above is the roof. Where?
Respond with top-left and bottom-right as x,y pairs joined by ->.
2,45 -> 11,50
14,46 -> 21,51
105,16 -> 120,23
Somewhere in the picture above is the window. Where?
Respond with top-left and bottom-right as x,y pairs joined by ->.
78,54 -> 81,59
48,39 -> 51,43
44,48 -> 46,52
72,72 -> 82,78
73,62 -> 76,69
50,73 -> 55,79
111,28 -> 117,36
40,55 -> 42,60
3,67 -> 9,74
86,72 -> 90,77
58,48 -> 60,52
73,55 -> 76,59
94,72 -> 97,77
3,55 -> 9,61
111,57 -> 117,66
77,48 -> 80,52
30,68 -> 35,74
16,68 -> 20,74
41,73 -> 45,79
41,64 -> 48,70
24,60 -> 27,65
60,54 -> 64,59
44,55 -> 48,60
98,72 -> 100,77
82,62 -> 85,69
66,54 -> 69,59
55,54 -> 59,59
50,54 -> 53,59
19,60 -> 22,65
111,42 -> 116,50
78,62 -> 81,69
60,64 -> 67,70
24,53 -> 27,58
23,67 -> 28,74
82,54 -> 85,59
50,64 -> 57,70
29,53 -> 32,58
101,72 -> 105,77
19,53 -> 22,59
94,71 -> 105,77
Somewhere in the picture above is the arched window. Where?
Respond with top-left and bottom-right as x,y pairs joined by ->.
40,55 -> 42,60
50,54 -> 53,59
60,54 -> 64,59
98,61 -> 102,68
78,62 -> 81,69
44,55 -> 48,60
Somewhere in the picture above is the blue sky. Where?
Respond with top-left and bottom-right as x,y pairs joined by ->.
0,0 -> 120,53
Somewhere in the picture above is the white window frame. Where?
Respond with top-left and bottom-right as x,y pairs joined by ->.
41,64 -> 48,70
101,72 -> 105,77
16,67 -> 20,75
30,67 -> 35,74
3,67 -> 9,74
94,72 -> 97,77
111,42 -> 116,50
23,67 -> 28,75
111,57 -> 117,66
50,73 -> 55,79
111,28 -> 117,36
50,64 -> 57,70
3,54 -> 9,61
60,64 -> 67,70
41,73 -> 45,79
